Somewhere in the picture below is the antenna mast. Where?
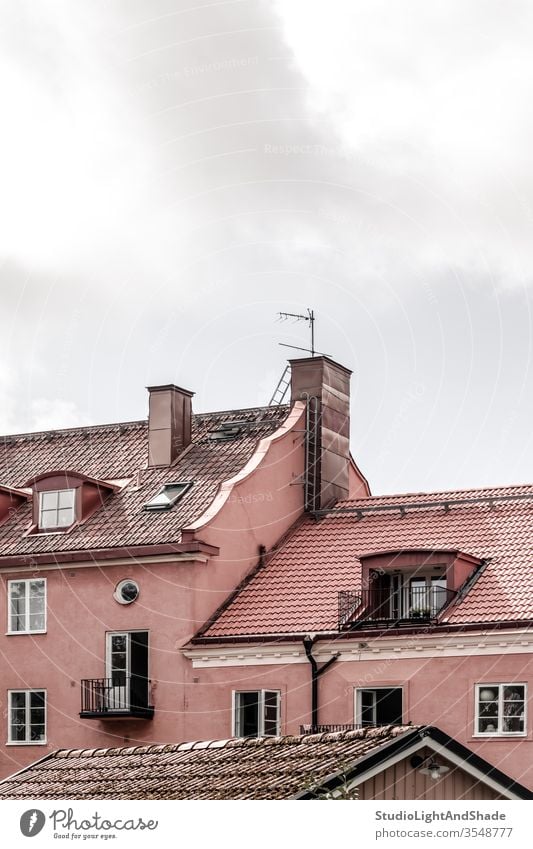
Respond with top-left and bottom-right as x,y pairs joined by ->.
278,308 -> 328,357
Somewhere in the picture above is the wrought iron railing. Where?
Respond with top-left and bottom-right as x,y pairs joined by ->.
338,586 -> 456,629
80,676 -> 153,718
300,723 -> 361,735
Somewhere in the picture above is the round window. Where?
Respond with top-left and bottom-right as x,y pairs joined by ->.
114,579 -> 140,605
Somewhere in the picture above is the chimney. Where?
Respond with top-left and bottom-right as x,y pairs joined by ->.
290,356 -> 351,510
147,384 -> 194,467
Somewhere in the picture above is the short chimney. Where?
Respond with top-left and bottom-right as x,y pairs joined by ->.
290,356 -> 351,510
147,384 -> 194,467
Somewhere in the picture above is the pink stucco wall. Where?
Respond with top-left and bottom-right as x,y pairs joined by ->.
0,406 -> 306,780
185,651 -> 533,790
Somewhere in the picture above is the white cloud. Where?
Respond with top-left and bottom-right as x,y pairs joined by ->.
274,0 -> 533,287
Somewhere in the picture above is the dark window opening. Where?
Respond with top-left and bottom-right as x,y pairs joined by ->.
357,687 -> 403,726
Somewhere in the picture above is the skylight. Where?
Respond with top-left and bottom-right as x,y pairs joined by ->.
143,482 -> 193,511
207,422 -> 242,441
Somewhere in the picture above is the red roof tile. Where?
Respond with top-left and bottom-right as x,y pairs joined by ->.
0,406 -> 289,558
200,485 -> 533,635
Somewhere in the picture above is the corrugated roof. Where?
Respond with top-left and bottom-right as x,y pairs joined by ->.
200,485 -> 533,635
0,406 -> 289,558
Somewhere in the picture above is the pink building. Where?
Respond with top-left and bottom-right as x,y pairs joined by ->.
1,355 -> 532,794
0,358 -> 367,780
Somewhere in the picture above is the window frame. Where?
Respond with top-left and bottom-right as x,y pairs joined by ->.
38,488 -> 76,531
7,578 -> 47,635
7,689 -> 47,745
232,689 -> 281,738
474,683 -> 527,737
354,686 -> 404,727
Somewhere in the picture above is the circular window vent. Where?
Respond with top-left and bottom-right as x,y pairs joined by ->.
114,579 -> 140,605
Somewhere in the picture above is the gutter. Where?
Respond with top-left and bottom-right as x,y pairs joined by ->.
303,635 -> 340,730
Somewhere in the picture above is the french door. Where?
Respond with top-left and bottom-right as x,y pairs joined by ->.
106,632 -> 149,711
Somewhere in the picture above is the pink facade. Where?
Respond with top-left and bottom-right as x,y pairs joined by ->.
0,354 -> 531,799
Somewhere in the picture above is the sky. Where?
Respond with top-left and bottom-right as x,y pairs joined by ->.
0,0 -> 532,494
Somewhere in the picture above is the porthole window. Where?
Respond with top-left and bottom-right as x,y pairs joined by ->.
114,580 -> 140,605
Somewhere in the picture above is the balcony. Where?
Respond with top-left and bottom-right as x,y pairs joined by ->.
80,676 -> 154,720
338,586 -> 456,630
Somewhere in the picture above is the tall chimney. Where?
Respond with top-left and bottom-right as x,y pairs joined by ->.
290,356 -> 351,509
147,384 -> 194,467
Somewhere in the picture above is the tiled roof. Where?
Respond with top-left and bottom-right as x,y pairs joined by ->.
2,724 -> 530,800
200,485 -> 533,636
0,406 -> 289,558
0,725 -> 416,799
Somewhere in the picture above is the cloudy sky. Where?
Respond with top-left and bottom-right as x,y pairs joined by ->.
1,0 -> 532,494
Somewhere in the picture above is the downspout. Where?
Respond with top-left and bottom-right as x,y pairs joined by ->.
303,636 -> 340,731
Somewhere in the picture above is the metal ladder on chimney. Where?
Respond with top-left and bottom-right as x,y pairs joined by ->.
268,365 -> 291,406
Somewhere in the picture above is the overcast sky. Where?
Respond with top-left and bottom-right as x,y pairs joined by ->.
1,0 -> 532,494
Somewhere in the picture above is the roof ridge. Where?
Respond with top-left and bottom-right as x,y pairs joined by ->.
52,725 -> 419,760
0,404 -> 290,442
340,483 -> 533,505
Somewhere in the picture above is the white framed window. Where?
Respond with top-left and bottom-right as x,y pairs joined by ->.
8,579 -> 46,633
475,684 -> 527,736
233,690 -> 280,738
8,690 -> 46,744
355,687 -> 403,727
39,489 -> 76,530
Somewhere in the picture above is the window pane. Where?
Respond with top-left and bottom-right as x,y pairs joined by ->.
10,593 -> 26,631
58,489 -> 75,508
57,508 -> 74,527
111,635 -> 127,653
10,581 -> 25,599
360,690 -> 376,726
478,686 -> 499,733
29,613 -> 45,631
30,691 -> 45,708
376,688 -> 403,725
11,719 -> 26,741
10,692 -> 26,709
30,708 -> 45,725
30,724 -> 45,742
30,597 -> 45,614
40,510 -> 58,529
40,491 -> 59,510
263,692 -> 279,736
29,581 -> 45,598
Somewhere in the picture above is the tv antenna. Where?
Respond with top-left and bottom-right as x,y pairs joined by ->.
277,308 -> 330,357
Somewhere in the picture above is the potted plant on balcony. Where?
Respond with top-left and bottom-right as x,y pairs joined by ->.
409,607 -> 431,619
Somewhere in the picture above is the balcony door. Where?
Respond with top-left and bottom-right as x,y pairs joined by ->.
106,631 -> 149,711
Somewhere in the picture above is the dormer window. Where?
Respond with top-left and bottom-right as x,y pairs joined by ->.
25,471 -> 118,534
39,489 -> 76,530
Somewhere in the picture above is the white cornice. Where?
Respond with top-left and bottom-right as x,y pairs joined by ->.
183,628 -> 533,668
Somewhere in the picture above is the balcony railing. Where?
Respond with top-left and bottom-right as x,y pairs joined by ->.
80,676 -> 154,719
300,724 -> 361,735
338,586 -> 456,630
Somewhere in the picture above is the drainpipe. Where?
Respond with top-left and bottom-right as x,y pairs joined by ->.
303,636 -> 340,730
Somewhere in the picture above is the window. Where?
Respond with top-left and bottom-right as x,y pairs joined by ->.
355,687 -> 403,727
8,579 -> 46,633
143,482 -> 192,511
233,690 -> 280,737
39,489 -> 76,529
475,684 -> 526,736
113,580 -> 140,605
8,690 -> 46,744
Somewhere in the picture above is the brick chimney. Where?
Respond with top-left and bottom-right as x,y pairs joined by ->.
147,384 -> 194,467
289,356 -> 351,510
